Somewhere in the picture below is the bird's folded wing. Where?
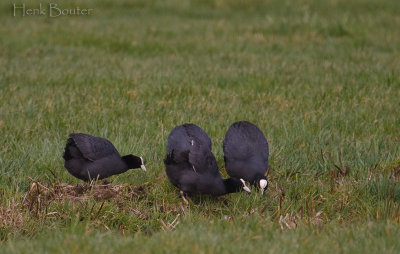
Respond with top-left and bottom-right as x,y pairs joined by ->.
188,143 -> 219,176
69,134 -> 120,161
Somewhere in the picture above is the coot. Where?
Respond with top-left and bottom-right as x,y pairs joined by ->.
165,124 -> 250,198
63,133 -> 146,181
223,121 -> 269,194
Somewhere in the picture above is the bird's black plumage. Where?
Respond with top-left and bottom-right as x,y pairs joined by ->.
223,121 -> 269,189
63,133 -> 145,181
164,124 -> 245,196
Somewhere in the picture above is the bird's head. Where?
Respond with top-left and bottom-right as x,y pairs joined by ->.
252,173 -> 268,195
140,156 -> 147,171
122,155 -> 147,171
240,178 -> 251,193
259,178 -> 268,195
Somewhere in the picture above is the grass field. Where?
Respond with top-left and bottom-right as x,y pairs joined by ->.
1,0 -> 400,252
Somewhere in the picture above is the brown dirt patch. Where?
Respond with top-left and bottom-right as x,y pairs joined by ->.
23,180 -> 147,212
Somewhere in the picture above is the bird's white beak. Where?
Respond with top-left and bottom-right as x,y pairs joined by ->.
259,179 -> 268,195
140,157 -> 147,171
240,178 -> 251,193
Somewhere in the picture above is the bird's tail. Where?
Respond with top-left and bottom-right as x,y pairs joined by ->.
164,150 -> 176,165
63,138 -> 83,160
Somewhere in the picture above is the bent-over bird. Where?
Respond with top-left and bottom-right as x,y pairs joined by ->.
223,121 -> 269,194
63,133 -> 146,181
164,124 -> 250,201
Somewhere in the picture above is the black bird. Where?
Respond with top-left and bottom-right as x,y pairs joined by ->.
63,133 -> 146,181
223,121 -> 269,194
164,124 -> 250,199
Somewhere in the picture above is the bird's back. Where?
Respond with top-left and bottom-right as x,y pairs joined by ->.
167,124 -> 212,154
63,133 -> 120,162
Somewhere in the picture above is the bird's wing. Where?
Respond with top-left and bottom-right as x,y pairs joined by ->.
261,138 -> 269,162
183,123 -> 212,150
188,137 -> 219,176
69,133 -> 120,161
222,137 -> 252,161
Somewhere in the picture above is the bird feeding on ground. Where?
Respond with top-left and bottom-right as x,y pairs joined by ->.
223,121 -> 269,194
63,133 -> 146,181
164,123 -> 251,202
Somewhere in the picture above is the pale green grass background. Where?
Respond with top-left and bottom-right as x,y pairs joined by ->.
1,0 -> 400,253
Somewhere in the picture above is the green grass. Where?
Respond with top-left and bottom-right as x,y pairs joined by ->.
1,0 -> 400,252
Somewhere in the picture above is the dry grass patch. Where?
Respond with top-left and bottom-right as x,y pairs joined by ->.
0,200 -> 23,234
23,180 -> 147,212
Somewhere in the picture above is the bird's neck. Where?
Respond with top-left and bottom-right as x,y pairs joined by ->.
121,155 -> 141,170
195,175 -> 238,196
222,178 -> 242,194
